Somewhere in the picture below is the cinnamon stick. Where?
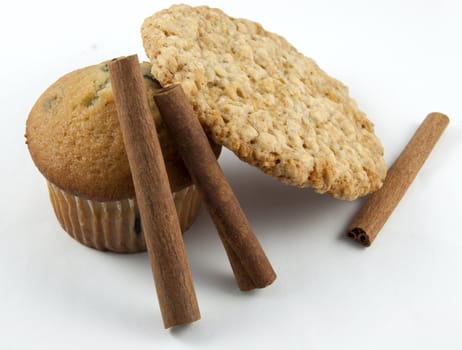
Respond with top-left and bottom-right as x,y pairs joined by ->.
109,56 -> 200,328
347,112 -> 449,246
154,84 -> 276,290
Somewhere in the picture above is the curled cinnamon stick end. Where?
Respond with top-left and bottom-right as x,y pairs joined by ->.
154,84 -> 276,290
109,56 -> 200,328
347,112 -> 449,247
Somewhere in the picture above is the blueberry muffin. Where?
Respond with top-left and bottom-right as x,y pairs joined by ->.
26,59 -> 216,253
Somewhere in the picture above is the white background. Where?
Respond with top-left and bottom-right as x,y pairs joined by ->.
1,0 -> 461,349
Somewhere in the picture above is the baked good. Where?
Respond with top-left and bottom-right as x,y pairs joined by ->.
26,59 -> 209,253
142,5 -> 387,200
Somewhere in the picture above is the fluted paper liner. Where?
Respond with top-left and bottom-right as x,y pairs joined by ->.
47,181 -> 201,253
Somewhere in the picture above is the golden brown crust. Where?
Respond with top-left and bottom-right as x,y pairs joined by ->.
26,60 -> 192,201
142,5 -> 387,200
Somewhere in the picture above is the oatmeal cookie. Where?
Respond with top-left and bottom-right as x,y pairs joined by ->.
142,5 -> 386,200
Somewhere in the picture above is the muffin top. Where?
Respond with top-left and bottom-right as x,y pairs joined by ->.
26,59 -> 192,201
142,5 -> 387,200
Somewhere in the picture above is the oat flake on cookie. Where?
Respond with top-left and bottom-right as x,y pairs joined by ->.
141,4 -> 387,200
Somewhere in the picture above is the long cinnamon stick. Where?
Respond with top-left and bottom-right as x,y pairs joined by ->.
347,112 -> 449,246
154,84 -> 276,290
109,56 -> 200,328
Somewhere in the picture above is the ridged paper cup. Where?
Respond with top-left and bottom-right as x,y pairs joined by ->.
47,181 -> 201,253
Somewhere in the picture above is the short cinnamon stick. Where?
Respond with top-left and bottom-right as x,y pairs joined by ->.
154,84 -> 276,290
347,112 -> 449,246
109,56 -> 200,328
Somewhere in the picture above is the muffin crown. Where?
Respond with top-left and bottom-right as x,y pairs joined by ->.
26,60 -> 190,201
